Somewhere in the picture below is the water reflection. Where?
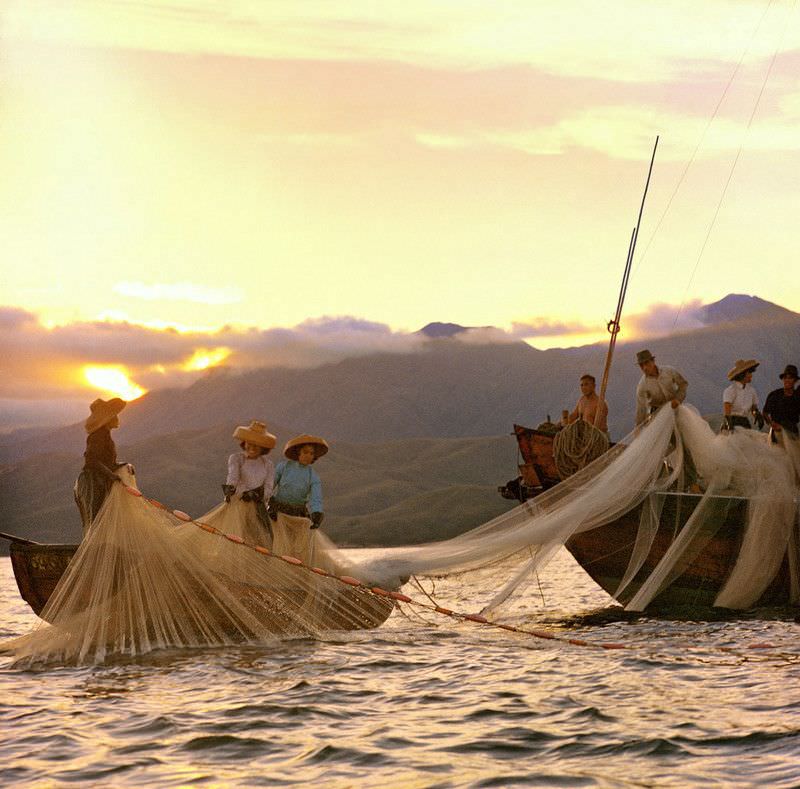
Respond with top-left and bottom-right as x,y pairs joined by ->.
2,556 -> 799,787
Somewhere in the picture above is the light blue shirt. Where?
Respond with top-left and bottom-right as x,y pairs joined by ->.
273,460 -> 323,513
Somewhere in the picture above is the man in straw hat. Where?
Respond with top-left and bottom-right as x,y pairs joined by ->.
267,434 -> 329,563
634,349 -> 688,426
763,365 -> 800,437
223,421 -> 277,537
722,359 -> 764,431
74,397 -> 128,533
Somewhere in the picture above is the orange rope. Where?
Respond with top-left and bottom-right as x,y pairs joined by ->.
120,485 -> 798,663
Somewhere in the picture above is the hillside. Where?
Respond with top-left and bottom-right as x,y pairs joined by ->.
0,426 -> 518,551
2,296 -> 798,466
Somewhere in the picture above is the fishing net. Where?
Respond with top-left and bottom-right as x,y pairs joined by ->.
2,469 -> 394,667
3,404 -> 798,667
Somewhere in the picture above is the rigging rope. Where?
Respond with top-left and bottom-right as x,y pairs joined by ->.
673,0 -> 797,330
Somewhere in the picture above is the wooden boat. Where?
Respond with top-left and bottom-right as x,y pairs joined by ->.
565,491 -> 799,609
1,533 -> 394,630
498,423 -> 561,501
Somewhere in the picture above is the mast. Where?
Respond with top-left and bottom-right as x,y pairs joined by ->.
595,136 -> 659,420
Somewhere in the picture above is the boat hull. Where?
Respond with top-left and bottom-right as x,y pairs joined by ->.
7,540 -> 394,630
565,491 -> 797,608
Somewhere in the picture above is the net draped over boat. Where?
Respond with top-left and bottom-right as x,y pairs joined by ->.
3,405 -> 799,667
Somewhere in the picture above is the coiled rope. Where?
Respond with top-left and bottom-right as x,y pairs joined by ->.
553,420 -> 610,480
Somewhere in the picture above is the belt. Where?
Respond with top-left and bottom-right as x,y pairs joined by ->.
274,501 -> 309,517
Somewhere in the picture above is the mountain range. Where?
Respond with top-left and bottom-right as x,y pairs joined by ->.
1,293 -> 798,551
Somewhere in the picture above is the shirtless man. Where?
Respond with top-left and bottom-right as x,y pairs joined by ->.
563,374 -> 609,433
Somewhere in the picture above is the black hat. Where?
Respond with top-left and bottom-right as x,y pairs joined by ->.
779,364 -> 798,380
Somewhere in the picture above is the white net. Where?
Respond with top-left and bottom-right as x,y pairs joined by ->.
3,404 -> 798,667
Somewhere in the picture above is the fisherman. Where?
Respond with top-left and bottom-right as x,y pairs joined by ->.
634,349 -> 688,425
222,420 -> 277,537
562,373 -> 609,433
763,364 -> 800,437
634,349 -> 698,491
268,434 -> 328,562
722,359 -> 764,431
74,397 -> 129,533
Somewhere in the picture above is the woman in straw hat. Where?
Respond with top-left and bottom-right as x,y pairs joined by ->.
74,397 -> 128,533
722,359 -> 764,431
267,434 -> 329,563
223,420 -> 277,537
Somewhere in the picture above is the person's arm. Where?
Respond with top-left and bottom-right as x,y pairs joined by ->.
635,379 -> 648,425
762,392 -> 780,430
672,369 -> 688,405
565,402 -> 580,425
262,459 -> 275,501
722,383 -> 734,416
595,398 -> 609,432
222,453 -> 240,501
308,468 -> 323,515
226,453 -> 241,487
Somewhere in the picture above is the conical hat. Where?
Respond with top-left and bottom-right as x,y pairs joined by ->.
283,434 -> 329,461
233,420 -> 277,449
84,398 -> 127,433
727,359 -> 759,381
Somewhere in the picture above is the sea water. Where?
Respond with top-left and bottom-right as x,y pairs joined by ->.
1,554 -> 799,787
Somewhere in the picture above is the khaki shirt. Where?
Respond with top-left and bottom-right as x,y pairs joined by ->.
635,365 -> 688,425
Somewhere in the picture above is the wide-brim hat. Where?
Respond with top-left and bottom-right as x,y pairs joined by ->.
233,420 -> 277,449
779,364 -> 799,380
284,434 -> 329,461
727,358 -> 759,381
636,349 -> 655,365
85,397 -> 126,433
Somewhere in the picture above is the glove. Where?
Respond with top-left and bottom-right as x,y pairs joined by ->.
267,497 -> 278,522
310,511 -> 324,529
721,415 -> 732,432
753,410 -> 765,430
222,484 -> 236,503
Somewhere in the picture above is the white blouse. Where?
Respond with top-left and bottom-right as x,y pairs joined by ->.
722,382 -> 759,417
226,453 -> 275,501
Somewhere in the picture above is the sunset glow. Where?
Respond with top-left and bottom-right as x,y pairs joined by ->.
2,0 -> 800,420
183,348 -> 231,371
83,365 -> 146,400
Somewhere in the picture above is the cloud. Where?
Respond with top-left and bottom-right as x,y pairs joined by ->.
624,299 -> 706,338
0,306 -> 38,329
5,0 -> 794,83
510,318 -> 594,338
113,281 -> 243,305
416,102 -> 800,162
0,309 -> 429,401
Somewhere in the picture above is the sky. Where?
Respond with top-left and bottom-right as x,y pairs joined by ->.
2,1 -> 800,423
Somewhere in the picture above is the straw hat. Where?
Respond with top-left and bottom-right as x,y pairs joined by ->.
727,358 -> 759,381
85,398 -> 127,433
233,420 -> 277,449
283,434 -> 329,461
636,349 -> 655,365
779,364 -> 799,380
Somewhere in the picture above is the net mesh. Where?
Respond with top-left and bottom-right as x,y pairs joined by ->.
3,404 -> 798,667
